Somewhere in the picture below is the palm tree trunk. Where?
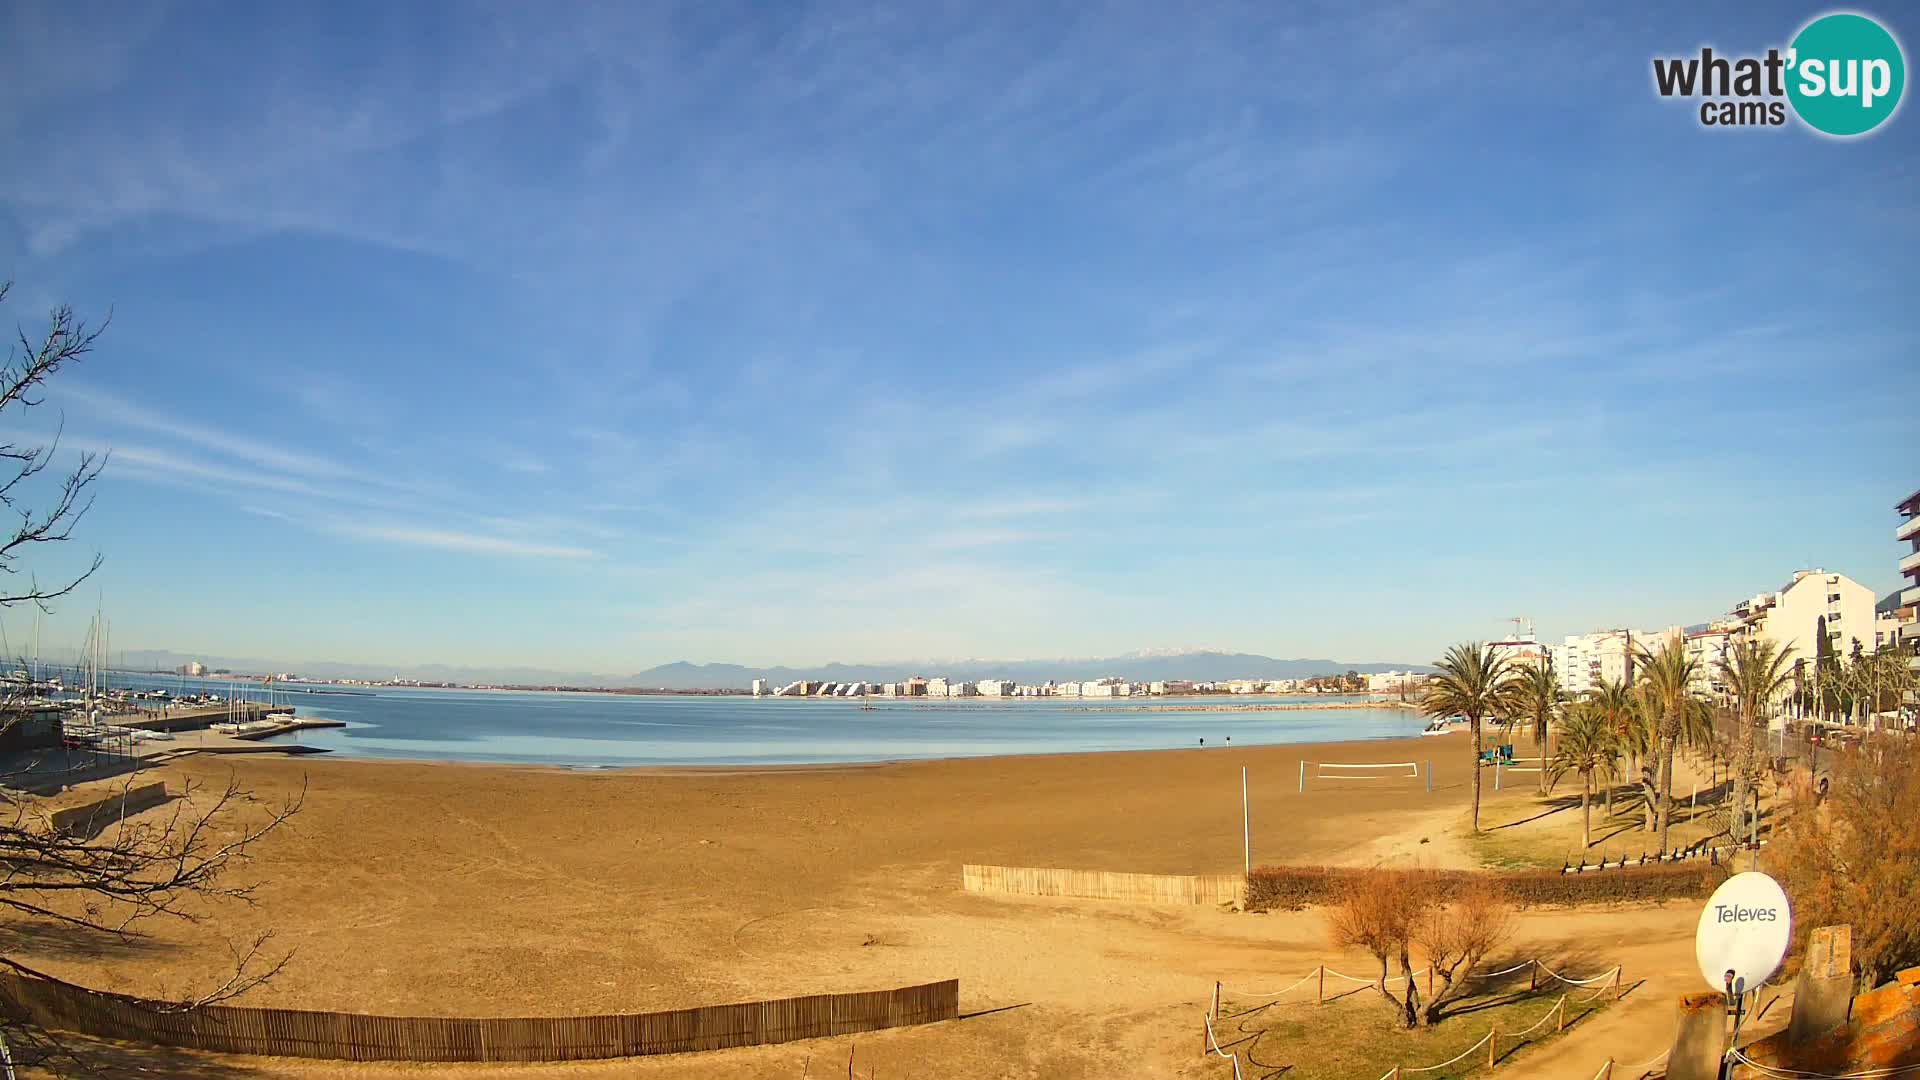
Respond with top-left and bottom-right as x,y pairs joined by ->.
1658,735 -> 1675,853
1471,717 -> 1483,832
1537,719 -> 1548,796
1642,751 -> 1657,833
1582,775 -> 1592,849
1729,728 -> 1750,844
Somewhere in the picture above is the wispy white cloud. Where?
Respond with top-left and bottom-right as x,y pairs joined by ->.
331,523 -> 597,560
59,383 -> 359,479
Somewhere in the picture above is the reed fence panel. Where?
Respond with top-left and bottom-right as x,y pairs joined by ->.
0,970 -> 958,1062
962,863 -> 1245,905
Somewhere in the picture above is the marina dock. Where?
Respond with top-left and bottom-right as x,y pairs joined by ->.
118,703 -> 297,732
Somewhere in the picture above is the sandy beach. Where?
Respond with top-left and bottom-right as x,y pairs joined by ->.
19,731 -> 1721,1079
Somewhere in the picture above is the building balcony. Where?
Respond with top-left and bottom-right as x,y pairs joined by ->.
1905,584 -> 1920,608
1903,547 -> 1920,575
1900,515 -> 1920,543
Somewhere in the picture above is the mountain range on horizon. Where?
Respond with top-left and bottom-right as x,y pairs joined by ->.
85,649 -> 1434,690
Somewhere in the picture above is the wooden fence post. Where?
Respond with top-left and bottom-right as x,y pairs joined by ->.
1317,965 -> 1324,1004
1212,982 -> 1220,1021
1529,959 -> 1538,991
1556,998 -> 1565,1032
1488,1030 -> 1497,1067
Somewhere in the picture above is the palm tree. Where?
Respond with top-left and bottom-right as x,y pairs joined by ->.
1633,639 -> 1709,853
1585,679 -> 1637,820
1513,661 -> 1562,794
1549,702 -> 1616,850
1421,642 -> 1524,832
1717,638 -> 1794,847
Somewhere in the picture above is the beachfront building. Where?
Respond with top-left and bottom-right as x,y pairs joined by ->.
751,679 -> 766,697
1550,631 -> 1636,696
1551,631 -> 1624,696
975,679 -> 1010,697
1898,489 -> 1920,686
1685,626 -> 1736,703
924,677 -> 947,698
1876,609 -> 1903,651
1227,679 -> 1261,694
1364,671 -> 1420,693
1727,569 -> 1876,668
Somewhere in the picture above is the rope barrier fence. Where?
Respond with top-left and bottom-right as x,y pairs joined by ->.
1202,961 -> 1643,1080
1200,1011 -> 1246,1080
1212,959 -> 1622,1015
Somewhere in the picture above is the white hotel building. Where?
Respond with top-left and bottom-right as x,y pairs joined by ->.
1727,569 -> 1875,666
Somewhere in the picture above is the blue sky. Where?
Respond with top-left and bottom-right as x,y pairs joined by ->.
1,1 -> 1914,672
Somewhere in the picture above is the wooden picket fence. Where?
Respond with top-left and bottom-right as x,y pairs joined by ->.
963,863 -> 1245,906
0,969 -> 958,1062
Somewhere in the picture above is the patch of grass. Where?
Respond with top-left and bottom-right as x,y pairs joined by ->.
1465,777 -> 1751,872
1213,979 -> 1614,1079
1466,826 -> 1567,871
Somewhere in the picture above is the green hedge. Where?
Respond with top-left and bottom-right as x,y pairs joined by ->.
1243,861 -> 1721,912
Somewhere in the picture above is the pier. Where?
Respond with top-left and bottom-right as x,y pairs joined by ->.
116,703 -> 295,733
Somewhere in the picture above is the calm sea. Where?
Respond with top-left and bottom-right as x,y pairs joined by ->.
104,676 -> 1425,766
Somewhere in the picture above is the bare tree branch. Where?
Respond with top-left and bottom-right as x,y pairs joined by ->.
0,282 -> 302,1075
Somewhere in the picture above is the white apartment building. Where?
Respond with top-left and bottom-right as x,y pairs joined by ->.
1897,489 -> 1920,682
947,681 -> 975,698
1227,679 -> 1261,694
1548,628 -> 1682,697
926,677 -> 949,697
1364,671 -> 1420,693
1876,611 -> 1903,651
751,679 -> 766,697
975,679 -> 1010,697
1729,569 -> 1876,667
1685,627 -> 1735,702
1550,632 -> 1626,697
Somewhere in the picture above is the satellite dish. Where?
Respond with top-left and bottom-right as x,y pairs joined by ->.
1696,872 -> 1791,995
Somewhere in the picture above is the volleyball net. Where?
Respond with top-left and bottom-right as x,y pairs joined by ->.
1297,760 -> 1427,792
